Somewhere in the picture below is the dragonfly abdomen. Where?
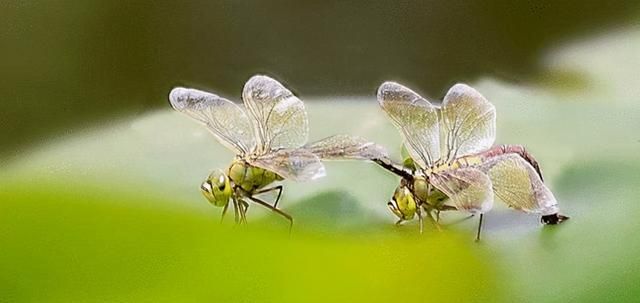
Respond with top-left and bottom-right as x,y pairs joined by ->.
478,144 -> 543,180
451,156 -> 483,169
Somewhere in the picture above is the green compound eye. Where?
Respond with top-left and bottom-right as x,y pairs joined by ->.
201,180 -> 213,193
201,170 -> 232,208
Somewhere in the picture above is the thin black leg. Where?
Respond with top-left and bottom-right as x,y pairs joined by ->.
220,202 -> 230,224
231,196 -> 240,224
475,213 -> 484,242
253,185 -> 283,208
247,195 -> 293,232
426,211 -> 441,231
241,199 -> 250,213
238,198 -> 248,224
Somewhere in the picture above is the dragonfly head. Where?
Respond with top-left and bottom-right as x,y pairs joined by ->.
387,185 -> 417,220
201,169 -> 232,207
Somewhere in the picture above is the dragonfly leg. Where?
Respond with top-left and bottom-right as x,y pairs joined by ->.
395,219 -> 404,226
417,208 -> 424,234
253,185 -> 283,208
426,211 -> 441,231
247,195 -> 293,232
475,213 -> 484,242
231,196 -> 240,224
447,213 -> 476,226
240,199 -> 250,214
238,199 -> 248,224
220,202 -> 230,224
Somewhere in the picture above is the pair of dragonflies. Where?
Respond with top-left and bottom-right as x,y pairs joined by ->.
169,75 -> 568,240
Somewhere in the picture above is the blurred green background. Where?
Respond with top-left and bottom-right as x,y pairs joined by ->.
2,1 -> 640,302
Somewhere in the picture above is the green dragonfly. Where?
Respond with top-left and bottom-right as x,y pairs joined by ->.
374,81 -> 569,240
169,75 -> 385,229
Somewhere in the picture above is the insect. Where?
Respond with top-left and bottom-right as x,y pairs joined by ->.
169,75 -> 385,229
374,81 -> 569,240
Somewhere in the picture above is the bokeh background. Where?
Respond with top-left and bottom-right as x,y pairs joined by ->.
2,1 -> 640,302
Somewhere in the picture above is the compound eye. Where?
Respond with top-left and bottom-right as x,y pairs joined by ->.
387,200 -> 399,211
217,175 -> 227,190
201,181 -> 213,193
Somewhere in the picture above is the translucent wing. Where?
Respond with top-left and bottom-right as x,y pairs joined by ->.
303,135 -> 389,160
242,75 -> 308,154
377,82 -> 440,169
430,168 -> 494,214
480,154 -> 559,215
249,149 -> 325,182
169,87 -> 255,155
440,84 -> 496,162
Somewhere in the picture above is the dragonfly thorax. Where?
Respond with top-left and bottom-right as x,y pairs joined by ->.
412,177 -> 431,205
227,160 -> 283,194
409,176 -> 448,208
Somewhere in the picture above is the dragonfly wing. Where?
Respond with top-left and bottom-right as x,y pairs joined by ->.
304,135 -> 389,160
440,84 -> 496,162
430,168 -> 494,214
250,148 -> 325,182
377,82 -> 440,169
169,87 -> 255,155
242,75 -> 308,154
480,154 -> 559,215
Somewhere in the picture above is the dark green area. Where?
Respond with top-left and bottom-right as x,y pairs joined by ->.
1,1 -> 639,157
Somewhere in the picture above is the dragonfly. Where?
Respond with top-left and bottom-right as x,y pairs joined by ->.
374,81 -> 569,240
169,75 -> 385,229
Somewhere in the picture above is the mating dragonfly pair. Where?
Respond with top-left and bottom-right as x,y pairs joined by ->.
169,75 -> 568,240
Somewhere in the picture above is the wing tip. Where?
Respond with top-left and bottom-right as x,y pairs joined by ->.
446,83 -> 485,100
168,87 -> 190,110
377,81 -> 402,99
245,74 -> 282,89
450,83 -> 473,90
243,74 -> 287,97
377,81 -> 408,107
247,74 -> 273,83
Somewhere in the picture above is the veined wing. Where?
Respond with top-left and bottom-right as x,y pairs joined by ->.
430,168 -> 494,214
250,148 -> 325,182
303,135 -> 389,160
440,84 -> 496,162
480,154 -> 559,215
169,87 -> 255,155
242,75 -> 308,155
377,82 -> 440,169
